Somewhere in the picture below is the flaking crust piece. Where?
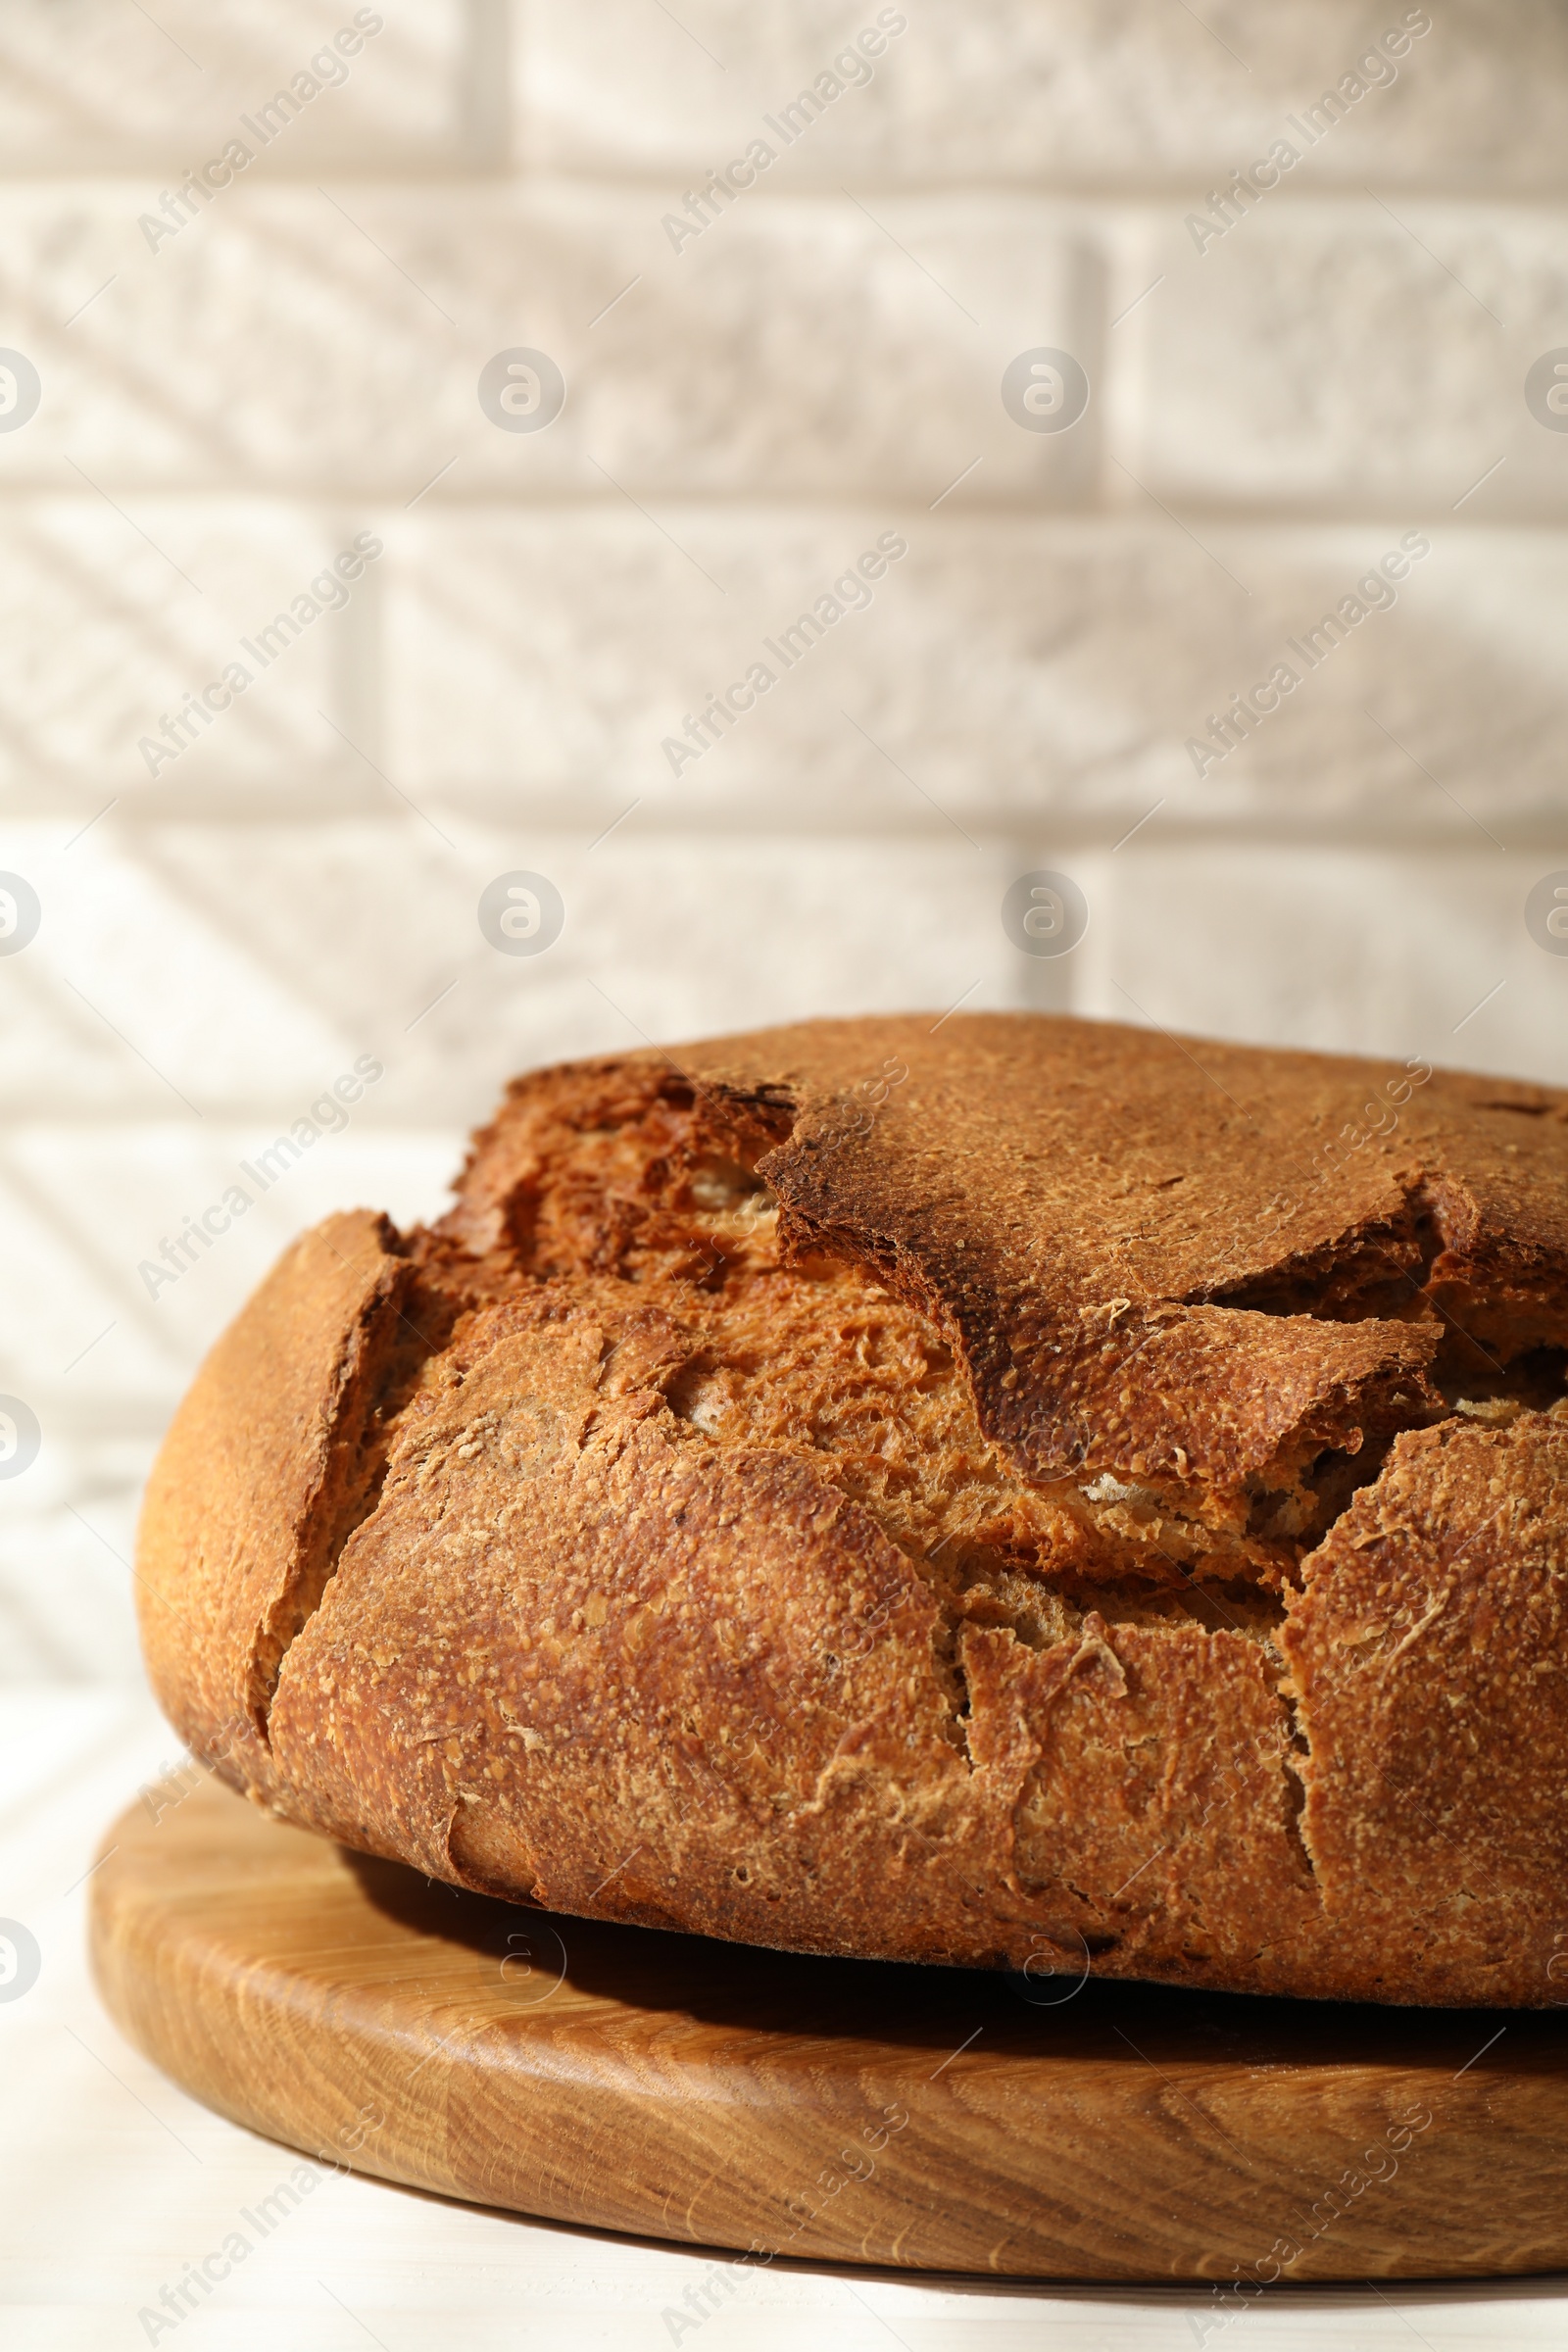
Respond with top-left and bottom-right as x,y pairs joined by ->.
136,1015 -> 1568,2004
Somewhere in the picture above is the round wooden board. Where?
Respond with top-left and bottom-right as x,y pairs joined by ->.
89,1775 -> 1568,2282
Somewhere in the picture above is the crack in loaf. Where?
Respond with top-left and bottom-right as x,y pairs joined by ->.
134,1015 -> 1568,2004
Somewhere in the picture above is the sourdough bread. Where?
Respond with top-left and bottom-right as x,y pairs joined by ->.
136,1015 -> 1568,2004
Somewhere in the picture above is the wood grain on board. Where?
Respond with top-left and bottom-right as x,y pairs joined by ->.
88,1775 -> 1568,2281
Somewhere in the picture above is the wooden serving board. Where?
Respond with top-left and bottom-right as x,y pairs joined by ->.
89,1775 -> 1568,2282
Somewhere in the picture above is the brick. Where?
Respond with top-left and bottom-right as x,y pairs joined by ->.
0,813 -> 1025,1381
0,819 -> 388,1116
380,829 -> 1032,1121
382,510 -> 1568,832
3,832 -> 1556,1427
1135,206 -> 1568,519
0,1 -> 478,175
0,1124 -> 458,1423
523,0 -> 1568,196
0,821 -> 1033,1122
1068,842 -> 1564,1087
0,503 -> 388,803
0,185 -> 1096,502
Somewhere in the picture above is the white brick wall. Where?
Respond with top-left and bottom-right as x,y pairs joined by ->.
2,0 -> 1564,1686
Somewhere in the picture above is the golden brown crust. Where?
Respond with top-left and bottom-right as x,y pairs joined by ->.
1280,1411 -> 1568,1999
136,1016 -> 1568,2004
135,1208 -> 416,1792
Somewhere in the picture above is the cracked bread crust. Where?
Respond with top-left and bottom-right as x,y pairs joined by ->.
136,1208 -> 418,1804
135,1014 -> 1568,2004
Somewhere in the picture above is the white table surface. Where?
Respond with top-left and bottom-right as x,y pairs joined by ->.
3,1690 -> 1566,2352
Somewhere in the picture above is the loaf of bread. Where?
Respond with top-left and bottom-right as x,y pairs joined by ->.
137,1015 -> 1568,2005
